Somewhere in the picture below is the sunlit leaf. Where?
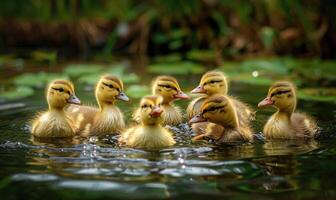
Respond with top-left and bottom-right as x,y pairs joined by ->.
148,61 -> 205,75
125,85 -> 150,98
0,86 -> 34,100
298,88 -> 336,103
63,64 -> 103,77
13,72 -> 68,88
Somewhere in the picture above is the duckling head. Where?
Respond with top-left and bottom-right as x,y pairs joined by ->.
258,81 -> 297,114
190,94 -> 238,128
95,75 -> 129,109
191,71 -> 228,96
47,79 -> 81,110
152,76 -> 189,104
139,95 -> 164,126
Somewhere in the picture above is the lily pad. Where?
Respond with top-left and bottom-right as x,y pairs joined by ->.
63,64 -> 103,77
13,72 -> 68,88
125,85 -> 150,98
229,73 -> 274,86
298,88 -> 336,103
148,61 -> 205,75
186,50 -> 217,62
0,86 -> 34,100
240,59 -> 289,75
78,74 -> 100,85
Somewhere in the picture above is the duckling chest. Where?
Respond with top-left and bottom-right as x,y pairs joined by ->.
93,107 -> 125,132
162,105 -> 182,126
264,115 -> 294,139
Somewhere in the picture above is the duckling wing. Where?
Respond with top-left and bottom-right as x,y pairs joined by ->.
191,122 -> 224,141
230,97 -> 255,126
66,104 -> 98,133
291,112 -> 319,138
187,97 -> 206,119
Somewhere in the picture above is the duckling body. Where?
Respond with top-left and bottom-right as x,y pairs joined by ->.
121,95 -> 175,149
31,80 -> 81,138
190,95 -> 253,143
258,81 -> 319,139
133,76 -> 189,126
66,75 -> 128,136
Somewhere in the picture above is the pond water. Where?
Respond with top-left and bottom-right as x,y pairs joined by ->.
0,60 -> 336,200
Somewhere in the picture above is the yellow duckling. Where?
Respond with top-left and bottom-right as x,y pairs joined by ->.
258,81 -> 319,139
31,80 -> 81,138
133,76 -> 189,126
67,75 -> 129,136
190,94 -> 253,143
120,95 -> 176,149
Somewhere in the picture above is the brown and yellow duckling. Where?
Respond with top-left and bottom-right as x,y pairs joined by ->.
190,94 -> 253,143
31,79 -> 81,138
187,71 -> 254,138
133,76 -> 189,126
120,95 -> 175,149
187,70 -> 254,123
67,75 -> 129,136
258,81 -> 319,139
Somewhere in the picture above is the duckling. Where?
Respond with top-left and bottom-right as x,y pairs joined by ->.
258,81 -> 319,139
120,95 -> 175,149
190,94 -> 253,143
133,76 -> 189,126
67,75 -> 129,136
188,71 -> 254,137
31,79 -> 81,138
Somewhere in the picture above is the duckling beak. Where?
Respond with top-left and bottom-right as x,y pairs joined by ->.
174,91 -> 190,99
67,94 -> 81,105
191,85 -> 206,94
116,91 -> 129,101
258,97 -> 273,107
150,106 -> 163,118
189,113 -> 206,124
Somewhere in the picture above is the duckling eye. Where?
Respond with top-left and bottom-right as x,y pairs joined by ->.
52,87 -> 64,92
102,82 -> 114,89
271,90 -> 291,97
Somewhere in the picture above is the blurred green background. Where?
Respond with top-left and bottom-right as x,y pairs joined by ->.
0,0 -> 335,101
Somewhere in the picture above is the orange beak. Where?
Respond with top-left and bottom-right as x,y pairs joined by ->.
258,97 -> 273,107
191,85 -> 206,94
189,113 -> 206,124
150,106 -> 163,118
174,91 -> 190,99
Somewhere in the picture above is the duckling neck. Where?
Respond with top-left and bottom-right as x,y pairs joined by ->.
141,122 -> 161,127
275,109 -> 292,120
48,105 -> 65,113
98,101 -> 116,111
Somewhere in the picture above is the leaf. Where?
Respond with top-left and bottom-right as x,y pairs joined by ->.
0,86 -> 34,100
298,88 -> 336,103
63,64 -> 103,77
125,85 -> 150,98
13,72 -> 68,88
186,50 -> 217,62
148,61 -> 205,75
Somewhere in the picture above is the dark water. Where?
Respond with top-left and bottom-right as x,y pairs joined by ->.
0,75 -> 336,200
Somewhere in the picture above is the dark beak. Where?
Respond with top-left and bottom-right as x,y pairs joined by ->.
189,113 -> 207,124
191,85 -> 206,94
150,106 -> 163,118
67,94 -> 81,105
258,97 -> 273,107
174,90 -> 190,99
116,91 -> 129,101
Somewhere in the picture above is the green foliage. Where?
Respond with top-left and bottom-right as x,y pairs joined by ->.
0,86 -> 34,100
148,61 -> 205,75
13,72 -> 68,88
298,88 -> 336,103
63,64 -> 103,77
125,85 -> 150,98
